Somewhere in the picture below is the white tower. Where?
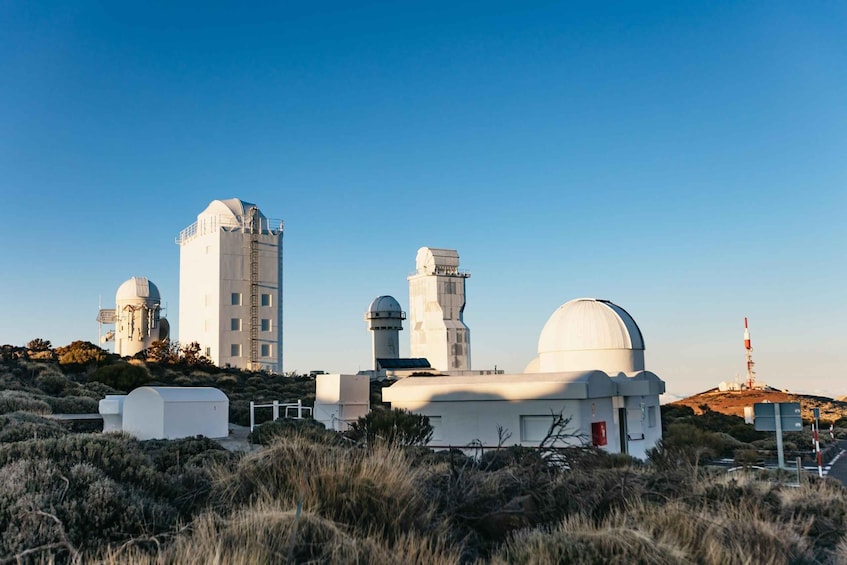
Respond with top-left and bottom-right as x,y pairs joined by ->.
408,247 -> 471,371
176,199 -> 283,372
365,296 -> 405,370
112,277 -> 168,357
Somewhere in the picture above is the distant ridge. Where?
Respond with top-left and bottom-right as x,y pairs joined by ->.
669,388 -> 847,423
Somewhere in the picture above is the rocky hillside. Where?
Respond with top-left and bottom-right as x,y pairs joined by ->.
670,388 -> 847,423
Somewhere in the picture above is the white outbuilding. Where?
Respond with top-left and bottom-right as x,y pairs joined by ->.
383,298 -> 665,459
121,386 -> 229,440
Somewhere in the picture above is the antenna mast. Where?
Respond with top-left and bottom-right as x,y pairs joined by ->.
744,317 -> 756,390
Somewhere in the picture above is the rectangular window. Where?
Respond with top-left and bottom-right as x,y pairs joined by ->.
230,318 -> 241,331
230,344 -> 241,357
261,319 -> 271,332
261,293 -> 272,307
231,293 -> 242,305
428,416 -> 442,443
261,343 -> 271,357
520,415 -> 553,443
647,406 -> 657,428
205,347 -> 211,357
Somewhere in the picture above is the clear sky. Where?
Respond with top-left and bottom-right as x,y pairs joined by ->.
1,1 -> 844,398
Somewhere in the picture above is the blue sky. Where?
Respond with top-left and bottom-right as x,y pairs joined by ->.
1,1 -> 844,397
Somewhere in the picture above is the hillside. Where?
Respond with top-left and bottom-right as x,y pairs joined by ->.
670,387 -> 847,423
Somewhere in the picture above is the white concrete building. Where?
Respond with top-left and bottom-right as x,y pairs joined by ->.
383,298 -> 665,459
97,276 -> 169,357
119,386 -> 229,440
408,247 -> 471,371
177,199 -> 283,372
365,295 -> 405,370
313,374 -> 370,431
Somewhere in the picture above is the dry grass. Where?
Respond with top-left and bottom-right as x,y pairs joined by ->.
96,501 -> 463,565
211,434 -> 451,543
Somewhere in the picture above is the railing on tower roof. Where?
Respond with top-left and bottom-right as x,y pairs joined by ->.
175,215 -> 284,244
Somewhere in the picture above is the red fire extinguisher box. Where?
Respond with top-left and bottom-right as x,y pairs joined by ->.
591,421 -> 607,447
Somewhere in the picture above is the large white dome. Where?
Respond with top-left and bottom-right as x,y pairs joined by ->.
530,298 -> 645,374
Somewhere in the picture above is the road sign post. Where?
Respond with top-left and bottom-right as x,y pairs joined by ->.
754,402 -> 802,469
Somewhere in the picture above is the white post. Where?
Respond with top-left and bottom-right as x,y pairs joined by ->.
297,399 -> 303,419
250,401 -> 255,432
775,403 -> 785,469
273,400 -> 279,421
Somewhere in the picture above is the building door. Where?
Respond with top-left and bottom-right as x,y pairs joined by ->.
618,407 -> 628,454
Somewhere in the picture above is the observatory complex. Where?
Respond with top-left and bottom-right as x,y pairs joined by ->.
176,199 -> 283,372
382,297 -> 664,459
97,276 -> 169,357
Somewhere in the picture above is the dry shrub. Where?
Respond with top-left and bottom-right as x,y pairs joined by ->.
213,434 -> 447,542
491,514 -> 687,564
98,501 -> 463,565
630,500 -> 815,564
776,479 -> 847,555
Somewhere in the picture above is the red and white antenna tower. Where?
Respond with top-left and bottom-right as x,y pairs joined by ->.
744,317 -> 756,390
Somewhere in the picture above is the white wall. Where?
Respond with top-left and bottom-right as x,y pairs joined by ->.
121,387 -> 229,440
179,216 -> 282,372
314,374 -> 370,431
408,272 -> 470,371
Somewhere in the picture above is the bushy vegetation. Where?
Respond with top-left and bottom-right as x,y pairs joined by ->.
3,342 -> 847,562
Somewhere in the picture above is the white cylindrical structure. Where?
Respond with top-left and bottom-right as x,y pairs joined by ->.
365,295 -> 405,370
115,277 -> 166,357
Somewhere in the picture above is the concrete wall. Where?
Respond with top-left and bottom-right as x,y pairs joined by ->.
314,374 -> 370,431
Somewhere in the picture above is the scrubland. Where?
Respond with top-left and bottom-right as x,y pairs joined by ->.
2,342 -> 847,563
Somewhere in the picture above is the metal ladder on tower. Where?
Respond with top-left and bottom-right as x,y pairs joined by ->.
249,210 -> 260,369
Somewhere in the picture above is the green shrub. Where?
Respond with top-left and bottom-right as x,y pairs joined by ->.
35,372 -> 70,395
43,395 -> 99,414
90,363 -> 151,392
346,407 -> 433,447
0,458 -> 177,560
0,390 -> 51,415
248,418 -> 337,446
0,412 -> 69,443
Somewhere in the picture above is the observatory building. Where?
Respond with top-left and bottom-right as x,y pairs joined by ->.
408,247 -> 471,371
176,199 -> 283,372
383,297 -> 665,459
97,276 -> 169,357
365,295 -> 406,370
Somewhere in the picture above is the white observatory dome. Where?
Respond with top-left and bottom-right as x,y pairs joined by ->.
198,198 -> 266,222
529,298 -> 645,374
367,295 -> 403,317
116,277 -> 161,303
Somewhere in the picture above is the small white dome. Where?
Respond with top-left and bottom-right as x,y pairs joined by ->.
367,295 -> 403,315
199,198 -> 265,222
116,277 -> 160,303
532,298 -> 645,373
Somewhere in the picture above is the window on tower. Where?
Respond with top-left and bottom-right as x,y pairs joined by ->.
231,293 -> 242,305
261,343 -> 271,357
261,293 -> 272,307
231,318 -> 242,331
261,319 -> 271,332
231,344 -> 241,357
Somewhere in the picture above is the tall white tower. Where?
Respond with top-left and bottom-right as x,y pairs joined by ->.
408,247 -> 471,371
176,199 -> 283,372
365,295 -> 405,370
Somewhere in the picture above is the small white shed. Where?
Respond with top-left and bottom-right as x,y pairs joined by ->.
122,386 -> 229,440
